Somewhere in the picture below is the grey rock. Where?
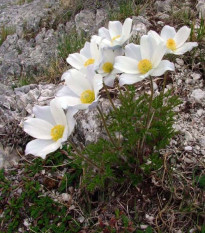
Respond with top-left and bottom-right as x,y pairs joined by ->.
0,144 -> 20,169
197,0 -> 205,19
132,16 -> 151,38
65,21 -> 75,34
191,89 -> 205,103
75,9 -> 96,35
197,109 -> 204,116
176,58 -> 184,66
155,0 -> 174,12
191,73 -> 201,81
156,13 -> 170,20
184,146 -> 192,151
199,136 -> 205,148
96,9 -> 108,28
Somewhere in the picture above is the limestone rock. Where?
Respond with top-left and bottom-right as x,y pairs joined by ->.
191,89 -> 205,103
75,9 -> 96,36
155,0 -> 174,12
197,0 -> 205,19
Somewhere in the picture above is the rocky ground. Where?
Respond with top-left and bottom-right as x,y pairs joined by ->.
0,0 -> 204,232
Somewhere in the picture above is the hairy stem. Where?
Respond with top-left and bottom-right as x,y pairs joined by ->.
68,139 -> 102,171
162,71 -> 168,96
97,106 -> 119,149
103,83 -> 116,111
140,76 -> 154,158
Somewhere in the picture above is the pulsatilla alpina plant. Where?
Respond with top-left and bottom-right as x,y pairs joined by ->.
23,18 -> 197,191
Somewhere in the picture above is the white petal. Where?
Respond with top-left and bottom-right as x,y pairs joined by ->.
101,38 -> 112,47
90,41 -> 100,61
65,69 -> 92,95
66,107 -> 78,136
33,105 -> 55,126
125,43 -> 141,60
151,60 -> 175,76
119,73 -> 145,86
122,18 -> 132,39
85,65 -> 96,86
148,30 -> 164,44
104,73 -> 116,87
140,35 -> 152,60
151,41 -> 166,67
56,86 -> 78,98
66,53 -> 87,70
174,26 -> 191,48
25,139 -> 61,159
56,96 -> 81,109
50,99 -> 67,126
24,118 -> 53,139
108,21 -> 122,38
160,25 -> 176,40
61,69 -> 72,81
98,27 -> 111,40
101,48 -> 115,63
91,35 -> 103,45
114,56 -> 139,74
174,42 -> 198,55
93,74 -> 103,99
80,42 -> 91,58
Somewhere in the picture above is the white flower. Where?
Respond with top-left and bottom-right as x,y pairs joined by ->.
66,41 -> 100,72
56,67 -> 103,110
24,99 -> 77,159
148,25 -> 198,55
114,34 -> 175,86
91,18 -> 132,47
96,47 -> 123,87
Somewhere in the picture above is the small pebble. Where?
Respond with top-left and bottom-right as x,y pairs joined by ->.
191,73 -> 201,81
61,193 -> 72,202
176,58 -> 184,66
197,109 -> 204,116
140,225 -> 148,230
185,146 -> 192,151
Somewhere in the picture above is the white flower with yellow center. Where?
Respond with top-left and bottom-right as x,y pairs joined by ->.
148,25 -> 198,55
114,34 -> 175,86
56,67 -> 103,110
91,18 -> 132,47
24,99 -> 77,159
66,41 -> 100,72
96,47 -> 122,87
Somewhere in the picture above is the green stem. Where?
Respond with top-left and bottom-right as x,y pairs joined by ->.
116,82 -> 124,98
140,76 -> 154,157
68,139 -> 102,171
97,106 -> 118,149
103,83 -> 116,111
162,71 -> 168,96
146,76 -> 154,125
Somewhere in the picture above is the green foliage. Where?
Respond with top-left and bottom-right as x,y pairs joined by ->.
109,0 -> 135,21
190,18 -> 205,42
195,175 -> 205,190
0,168 -> 82,232
17,0 -> 33,5
0,26 -> 15,46
136,226 -> 153,233
76,85 -> 181,191
58,30 -> 87,60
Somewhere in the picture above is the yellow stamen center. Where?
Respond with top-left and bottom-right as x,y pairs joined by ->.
138,59 -> 152,74
84,58 -> 95,67
166,38 -> 176,51
80,90 -> 95,104
112,35 -> 121,41
51,125 -> 65,141
102,62 -> 114,73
